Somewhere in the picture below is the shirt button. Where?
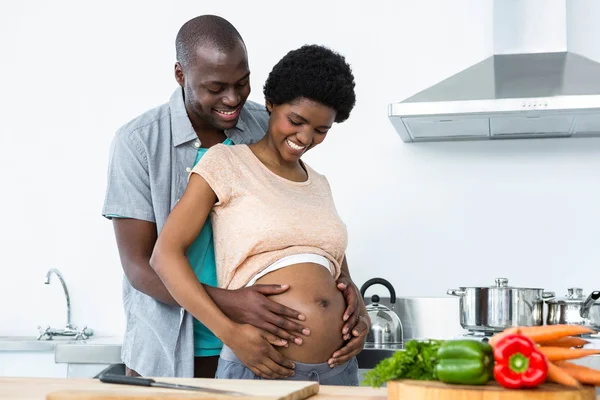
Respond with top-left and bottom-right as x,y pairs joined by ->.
194,142 -> 200,148
185,167 -> 191,173
180,309 -> 185,316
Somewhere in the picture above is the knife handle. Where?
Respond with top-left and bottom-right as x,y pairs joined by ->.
99,373 -> 155,387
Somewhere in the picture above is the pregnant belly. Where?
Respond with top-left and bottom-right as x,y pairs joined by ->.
254,262 -> 345,364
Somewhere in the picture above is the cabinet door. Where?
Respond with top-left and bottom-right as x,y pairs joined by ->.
0,352 -> 67,378
66,363 -> 111,378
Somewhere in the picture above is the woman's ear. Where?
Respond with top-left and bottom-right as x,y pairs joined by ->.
265,100 -> 273,114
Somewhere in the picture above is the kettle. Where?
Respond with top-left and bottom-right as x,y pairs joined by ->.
360,278 -> 403,347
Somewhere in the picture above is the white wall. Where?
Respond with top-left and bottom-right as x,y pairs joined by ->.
493,0 -> 567,55
4,0 -> 600,339
567,0 -> 600,62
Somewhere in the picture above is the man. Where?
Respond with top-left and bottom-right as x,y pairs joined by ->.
102,14 -> 369,378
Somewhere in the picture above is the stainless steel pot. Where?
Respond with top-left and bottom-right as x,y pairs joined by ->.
447,278 -> 554,333
546,288 -> 600,330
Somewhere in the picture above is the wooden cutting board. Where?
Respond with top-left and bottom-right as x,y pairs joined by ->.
387,379 -> 597,400
44,378 -> 319,400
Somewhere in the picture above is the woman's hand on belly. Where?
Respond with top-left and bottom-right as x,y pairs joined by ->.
327,315 -> 370,368
327,273 -> 370,367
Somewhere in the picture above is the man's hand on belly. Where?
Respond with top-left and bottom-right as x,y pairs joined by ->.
227,324 -> 296,379
205,284 -> 310,346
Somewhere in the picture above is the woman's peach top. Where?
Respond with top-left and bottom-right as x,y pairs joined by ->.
190,144 -> 347,289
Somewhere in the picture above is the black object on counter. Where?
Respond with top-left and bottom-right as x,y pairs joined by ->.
98,373 -> 247,396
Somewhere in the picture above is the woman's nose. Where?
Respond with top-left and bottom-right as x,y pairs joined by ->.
296,129 -> 314,146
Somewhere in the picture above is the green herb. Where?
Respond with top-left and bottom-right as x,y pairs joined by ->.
361,339 -> 445,388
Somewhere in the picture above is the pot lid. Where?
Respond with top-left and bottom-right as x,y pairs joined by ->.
459,278 -> 544,291
547,287 -> 596,304
366,295 -> 393,312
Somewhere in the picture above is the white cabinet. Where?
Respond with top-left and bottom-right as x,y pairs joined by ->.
66,364 -> 111,378
0,352 -> 67,378
0,352 -> 112,378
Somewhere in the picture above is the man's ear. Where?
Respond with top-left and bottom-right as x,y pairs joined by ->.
174,62 -> 185,87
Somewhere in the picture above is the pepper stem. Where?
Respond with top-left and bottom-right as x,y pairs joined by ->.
509,352 -> 530,374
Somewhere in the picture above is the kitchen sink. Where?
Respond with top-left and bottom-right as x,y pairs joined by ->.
0,336 -> 83,352
0,335 -> 123,366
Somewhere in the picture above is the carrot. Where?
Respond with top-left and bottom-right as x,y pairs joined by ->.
489,327 -> 520,347
547,361 -> 582,387
556,361 -> 600,386
536,336 -> 590,348
538,346 -> 600,361
489,325 -> 595,347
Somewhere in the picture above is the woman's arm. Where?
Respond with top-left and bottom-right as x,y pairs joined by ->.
150,173 -> 295,378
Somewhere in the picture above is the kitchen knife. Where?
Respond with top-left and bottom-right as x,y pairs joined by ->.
99,373 -> 248,397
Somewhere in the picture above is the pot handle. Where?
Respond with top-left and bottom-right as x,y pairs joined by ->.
580,291 -> 600,318
447,289 -> 466,296
360,278 -> 396,304
542,291 -> 556,300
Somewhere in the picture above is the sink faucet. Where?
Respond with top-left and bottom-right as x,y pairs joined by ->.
45,268 -> 72,329
39,268 -> 93,341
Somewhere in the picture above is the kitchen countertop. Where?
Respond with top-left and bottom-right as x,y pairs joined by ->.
0,336 -> 123,364
0,377 -> 387,399
2,377 -> 600,399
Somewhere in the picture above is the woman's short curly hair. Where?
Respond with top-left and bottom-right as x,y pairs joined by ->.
263,44 -> 356,123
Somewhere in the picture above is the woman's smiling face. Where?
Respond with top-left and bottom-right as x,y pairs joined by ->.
266,97 -> 336,163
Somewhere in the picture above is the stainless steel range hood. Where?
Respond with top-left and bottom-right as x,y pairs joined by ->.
389,0 -> 600,143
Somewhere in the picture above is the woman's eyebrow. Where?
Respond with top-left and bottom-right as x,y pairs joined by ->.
290,112 -> 308,122
290,112 -> 331,129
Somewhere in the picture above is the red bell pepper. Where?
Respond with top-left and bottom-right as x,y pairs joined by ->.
493,333 -> 548,389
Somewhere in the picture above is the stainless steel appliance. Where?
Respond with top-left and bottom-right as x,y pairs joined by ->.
359,278 -> 403,348
546,288 -> 600,329
388,2 -> 600,143
356,294 -> 466,372
447,278 -> 554,333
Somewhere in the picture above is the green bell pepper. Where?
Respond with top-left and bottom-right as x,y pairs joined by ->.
435,340 -> 494,385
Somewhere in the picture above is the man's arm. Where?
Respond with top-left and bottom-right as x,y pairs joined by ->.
113,218 -> 309,345
113,218 -> 176,305
328,255 -> 370,367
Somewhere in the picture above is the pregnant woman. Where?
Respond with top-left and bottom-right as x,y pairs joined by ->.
150,44 -> 367,385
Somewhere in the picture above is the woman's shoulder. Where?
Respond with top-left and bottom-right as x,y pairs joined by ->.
204,143 -> 248,162
303,162 -> 332,188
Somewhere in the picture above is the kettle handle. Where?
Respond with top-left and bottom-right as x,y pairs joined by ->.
360,278 -> 396,304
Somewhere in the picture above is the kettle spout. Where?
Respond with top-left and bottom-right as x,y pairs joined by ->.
580,291 -> 600,318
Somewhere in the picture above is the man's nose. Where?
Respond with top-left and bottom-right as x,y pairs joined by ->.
222,88 -> 241,107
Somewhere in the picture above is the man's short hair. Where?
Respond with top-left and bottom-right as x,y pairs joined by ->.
175,15 -> 244,69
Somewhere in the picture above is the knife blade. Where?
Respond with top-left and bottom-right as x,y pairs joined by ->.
98,373 -> 248,397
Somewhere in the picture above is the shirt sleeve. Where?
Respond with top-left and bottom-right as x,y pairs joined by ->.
102,129 -> 156,222
189,144 -> 234,207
